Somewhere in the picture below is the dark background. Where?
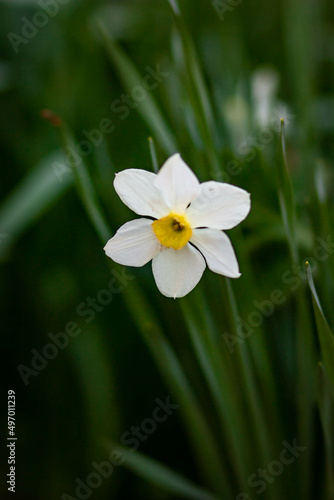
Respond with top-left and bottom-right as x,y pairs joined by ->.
1,0 -> 334,498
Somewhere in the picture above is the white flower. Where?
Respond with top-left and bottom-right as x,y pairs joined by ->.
104,153 -> 251,298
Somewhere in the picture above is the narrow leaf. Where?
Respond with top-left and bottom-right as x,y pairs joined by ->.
98,24 -> 177,155
317,363 -> 334,497
70,327 -> 119,456
275,118 -> 297,262
0,150 -> 72,258
306,262 -> 334,391
106,441 -> 220,500
167,0 -> 214,136
122,285 -> 228,497
167,0 -> 220,174
58,122 -> 111,243
148,137 -> 159,173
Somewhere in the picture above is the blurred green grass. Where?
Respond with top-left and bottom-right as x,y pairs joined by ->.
1,0 -> 334,499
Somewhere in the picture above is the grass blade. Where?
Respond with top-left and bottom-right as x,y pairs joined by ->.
122,285 -> 229,497
317,363 -> 334,498
0,150 -> 72,258
306,262 -> 334,392
276,119 -> 316,498
148,136 -> 159,173
57,121 -> 111,243
275,118 -> 297,263
98,24 -> 177,155
221,278 -> 284,500
70,327 -> 119,457
181,292 -> 255,495
106,441 -> 220,500
167,0 -> 220,175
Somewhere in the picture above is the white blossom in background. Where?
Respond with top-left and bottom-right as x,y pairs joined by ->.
223,93 -> 250,149
251,67 -> 279,128
104,154 -> 251,298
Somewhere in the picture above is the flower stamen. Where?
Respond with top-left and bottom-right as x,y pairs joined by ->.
152,213 -> 192,250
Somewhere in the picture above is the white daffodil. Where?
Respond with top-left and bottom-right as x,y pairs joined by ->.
104,153 -> 251,298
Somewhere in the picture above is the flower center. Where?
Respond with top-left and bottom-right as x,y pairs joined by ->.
152,213 -> 192,250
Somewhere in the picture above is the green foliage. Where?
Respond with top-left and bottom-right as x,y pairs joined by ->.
307,263 -> 334,393
2,0 -> 334,499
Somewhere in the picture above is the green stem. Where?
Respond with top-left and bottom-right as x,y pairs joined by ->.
222,278 -> 283,500
57,120 -> 228,496
58,124 -> 111,243
148,137 -> 159,173
181,292 -> 257,496
123,286 -> 229,497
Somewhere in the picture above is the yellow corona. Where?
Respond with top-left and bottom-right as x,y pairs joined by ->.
152,213 -> 192,250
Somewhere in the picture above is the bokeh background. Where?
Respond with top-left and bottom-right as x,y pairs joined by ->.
1,0 -> 334,498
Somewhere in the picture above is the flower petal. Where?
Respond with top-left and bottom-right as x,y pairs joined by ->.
186,181 -> 251,230
152,245 -> 205,298
191,228 -> 241,278
114,169 -> 169,218
154,153 -> 200,213
104,218 -> 161,267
